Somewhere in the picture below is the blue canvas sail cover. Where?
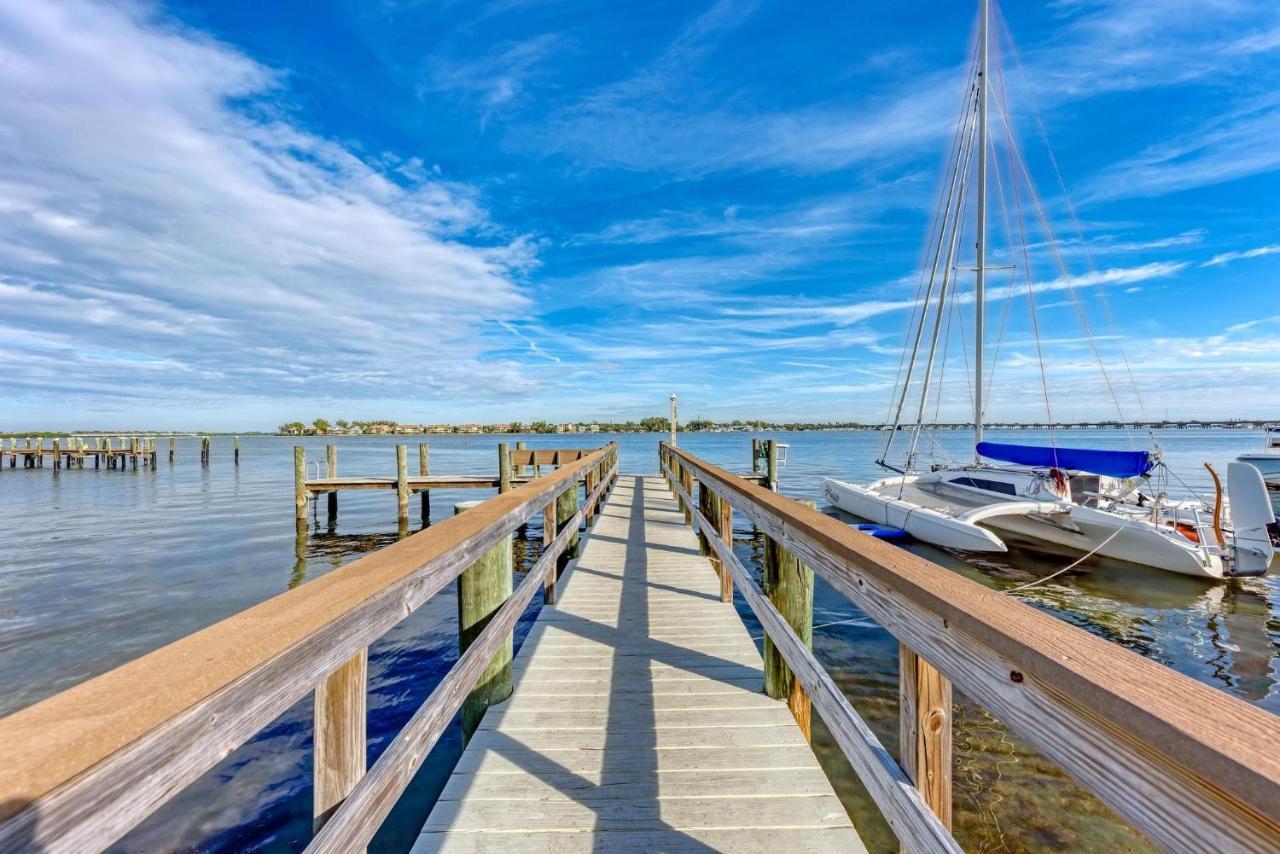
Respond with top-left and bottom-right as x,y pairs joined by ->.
976,442 -> 1155,478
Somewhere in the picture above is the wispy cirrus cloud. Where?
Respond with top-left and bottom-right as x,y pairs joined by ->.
0,0 -> 537,425
1200,245 -> 1280,267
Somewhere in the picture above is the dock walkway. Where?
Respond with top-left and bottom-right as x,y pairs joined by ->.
414,475 -> 863,853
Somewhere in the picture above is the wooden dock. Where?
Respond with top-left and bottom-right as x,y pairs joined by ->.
414,475 -> 862,852
2,439 -> 1278,853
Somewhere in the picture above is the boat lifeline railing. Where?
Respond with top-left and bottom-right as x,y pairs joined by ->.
659,442 -> 1280,852
0,443 -> 618,853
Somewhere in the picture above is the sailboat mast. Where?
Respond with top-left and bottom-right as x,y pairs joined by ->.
973,0 -> 989,460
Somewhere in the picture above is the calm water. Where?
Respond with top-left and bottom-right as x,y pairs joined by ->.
2,430 -> 1276,852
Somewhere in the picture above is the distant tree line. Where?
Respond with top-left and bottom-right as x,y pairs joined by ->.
275,416 -> 870,436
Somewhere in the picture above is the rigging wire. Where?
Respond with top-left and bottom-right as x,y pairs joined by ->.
905,104 -> 981,471
994,4 -> 1150,426
881,37 -> 983,467
989,22 -> 1132,444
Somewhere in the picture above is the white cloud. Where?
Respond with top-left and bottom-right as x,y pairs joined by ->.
0,0 -> 536,426
1200,244 -> 1280,267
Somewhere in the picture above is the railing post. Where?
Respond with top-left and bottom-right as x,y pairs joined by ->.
763,500 -> 814,740
680,465 -> 693,525
696,480 -> 711,556
555,481 -> 579,572
900,645 -> 953,830
585,468 -> 597,525
454,500 -> 513,744
294,447 -> 308,520
542,493 -> 558,605
395,444 -> 409,523
313,649 -> 367,833
716,490 -> 733,603
419,443 -> 430,523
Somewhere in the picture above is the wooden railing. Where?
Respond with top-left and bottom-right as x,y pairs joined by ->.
659,442 -> 1280,853
0,443 -> 618,854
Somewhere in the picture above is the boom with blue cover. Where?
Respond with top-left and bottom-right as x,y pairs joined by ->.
976,442 -> 1155,478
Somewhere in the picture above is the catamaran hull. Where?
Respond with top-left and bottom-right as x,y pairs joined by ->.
821,476 -> 1226,579
821,477 -> 1007,552
979,508 -> 1222,578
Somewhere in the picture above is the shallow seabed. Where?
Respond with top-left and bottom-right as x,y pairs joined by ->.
1,429 -> 1274,852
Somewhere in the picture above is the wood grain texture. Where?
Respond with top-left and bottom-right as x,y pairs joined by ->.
0,445 -> 615,853
414,476 -> 862,854
665,443 -> 1280,852
900,644 -> 952,830
313,650 -> 367,833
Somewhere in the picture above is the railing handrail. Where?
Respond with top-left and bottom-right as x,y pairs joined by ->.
661,442 -> 1280,851
0,442 -> 617,852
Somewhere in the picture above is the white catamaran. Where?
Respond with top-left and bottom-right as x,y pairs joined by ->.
823,0 -> 1274,580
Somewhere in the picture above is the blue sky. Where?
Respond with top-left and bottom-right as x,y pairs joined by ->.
0,0 -> 1277,429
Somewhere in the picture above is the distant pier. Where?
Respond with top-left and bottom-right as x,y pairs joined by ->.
1,435 -> 233,470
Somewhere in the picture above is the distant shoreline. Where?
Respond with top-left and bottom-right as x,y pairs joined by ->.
3,419 -> 1276,439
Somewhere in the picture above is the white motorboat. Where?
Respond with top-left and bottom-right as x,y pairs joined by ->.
1237,430 -> 1280,491
823,0 -> 1274,580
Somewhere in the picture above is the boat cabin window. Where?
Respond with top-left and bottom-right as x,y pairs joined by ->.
947,476 -> 1017,496
1069,474 -> 1101,508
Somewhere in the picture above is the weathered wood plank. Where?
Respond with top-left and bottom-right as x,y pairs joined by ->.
412,827 -> 861,854
901,644 -> 953,830
417,476 -> 862,853
421,794 -> 853,833
437,766 -> 837,801
451,744 -> 825,776
313,650 -> 367,832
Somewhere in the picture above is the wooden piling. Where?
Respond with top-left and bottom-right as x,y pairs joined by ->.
454,500 -> 513,745
766,438 -> 779,492
313,650 -> 367,833
763,499 -> 814,740
168,434 -> 175,463
52,438 -> 60,470
900,646 -> 953,829
497,442 -> 512,494
234,436 -> 240,465
418,443 -> 430,523
752,438 -> 763,474
294,447 -> 308,520
327,445 -> 338,519
515,441 -> 527,477
395,444 -> 409,522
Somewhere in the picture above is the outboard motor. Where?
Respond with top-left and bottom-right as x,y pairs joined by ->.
1227,462 -> 1276,577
